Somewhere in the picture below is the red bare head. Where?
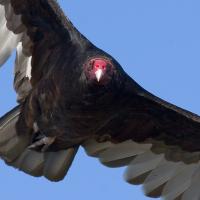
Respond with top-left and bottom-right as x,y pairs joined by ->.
84,57 -> 114,84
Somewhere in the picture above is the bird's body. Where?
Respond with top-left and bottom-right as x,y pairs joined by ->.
1,0 -> 200,199
17,46 -> 123,150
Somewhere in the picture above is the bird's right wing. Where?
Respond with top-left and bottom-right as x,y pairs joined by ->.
0,106 -> 79,181
0,0 -> 90,102
0,0 -> 87,181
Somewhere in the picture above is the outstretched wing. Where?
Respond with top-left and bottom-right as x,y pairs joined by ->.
0,0 -> 88,181
83,76 -> 200,200
0,0 -> 89,102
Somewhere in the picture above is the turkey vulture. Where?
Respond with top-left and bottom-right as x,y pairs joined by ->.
0,1 -> 200,200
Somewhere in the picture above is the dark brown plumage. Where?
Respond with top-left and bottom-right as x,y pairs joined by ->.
1,1 -> 200,199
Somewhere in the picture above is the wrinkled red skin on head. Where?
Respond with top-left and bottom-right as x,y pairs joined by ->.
84,57 -> 114,85
92,59 -> 107,72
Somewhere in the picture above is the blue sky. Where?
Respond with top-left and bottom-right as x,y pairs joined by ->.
1,0 -> 200,199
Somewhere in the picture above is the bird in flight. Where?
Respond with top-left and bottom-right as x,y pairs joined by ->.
0,1 -> 200,200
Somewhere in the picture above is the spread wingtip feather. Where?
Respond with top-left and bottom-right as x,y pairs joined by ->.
0,106 -> 78,181
84,139 -> 200,200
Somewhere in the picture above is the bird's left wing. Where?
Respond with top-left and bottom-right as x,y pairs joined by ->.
83,77 -> 200,200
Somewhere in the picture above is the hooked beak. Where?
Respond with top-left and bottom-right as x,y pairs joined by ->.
95,69 -> 103,82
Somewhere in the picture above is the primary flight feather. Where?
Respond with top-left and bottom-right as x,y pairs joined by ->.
0,1 -> 200,199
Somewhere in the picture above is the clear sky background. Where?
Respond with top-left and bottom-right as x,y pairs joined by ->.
1,0 -> 200,200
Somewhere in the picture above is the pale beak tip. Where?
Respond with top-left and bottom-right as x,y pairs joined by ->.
95,69 -> 103,82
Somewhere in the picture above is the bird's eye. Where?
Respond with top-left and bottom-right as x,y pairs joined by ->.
88,61 -> 94,70
90,61 -> 94,66
106,64 -> 111,72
